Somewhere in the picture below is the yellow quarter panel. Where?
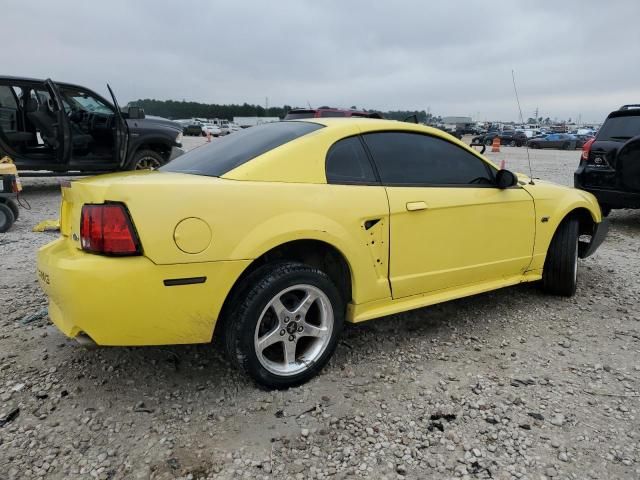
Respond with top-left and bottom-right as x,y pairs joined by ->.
37,238 -> 250,345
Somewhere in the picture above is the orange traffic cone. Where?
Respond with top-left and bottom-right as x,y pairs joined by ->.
491,136 -> 501,153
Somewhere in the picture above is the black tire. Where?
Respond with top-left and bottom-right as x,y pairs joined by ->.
542,217 -> 579,297
531,143 -> 539,149
509,140 -> 516,147
0,203 -> 15,233
0,198 -> 19,221
127,149 -> 165,170
562,142 -> 570,150
484,139 -> 492,146
224,262 -> 344,389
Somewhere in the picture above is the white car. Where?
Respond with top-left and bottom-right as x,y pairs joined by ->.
202,124 -> 222,137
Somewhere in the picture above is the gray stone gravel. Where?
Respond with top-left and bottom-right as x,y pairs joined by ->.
1,141 -> 639,479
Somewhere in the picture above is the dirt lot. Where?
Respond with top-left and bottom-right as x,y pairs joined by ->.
1,140 -> 639,480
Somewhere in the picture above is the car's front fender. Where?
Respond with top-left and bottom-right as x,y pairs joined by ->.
523,181 -> 603,271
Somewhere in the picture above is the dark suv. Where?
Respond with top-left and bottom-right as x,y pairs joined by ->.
0,76 -> 184,174
574,104 -> 640,215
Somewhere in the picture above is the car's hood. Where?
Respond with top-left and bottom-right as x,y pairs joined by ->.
129,115 -> 182,132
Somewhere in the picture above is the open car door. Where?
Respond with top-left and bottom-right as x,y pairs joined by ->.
107,84 -> 129,168
44,79 -> 71,165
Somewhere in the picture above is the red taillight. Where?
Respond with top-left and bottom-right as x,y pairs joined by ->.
581,137 -> 595,161
80,203 -> 141,255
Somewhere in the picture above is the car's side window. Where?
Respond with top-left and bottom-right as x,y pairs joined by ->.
363,131 -> 495,186
325,136 -> 378,185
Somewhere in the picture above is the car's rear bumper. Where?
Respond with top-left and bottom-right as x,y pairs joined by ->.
575,174 -> 640,210
36,238 -> 250,346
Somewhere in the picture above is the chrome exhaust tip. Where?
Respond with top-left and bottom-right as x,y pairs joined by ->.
75,332 -> 98,349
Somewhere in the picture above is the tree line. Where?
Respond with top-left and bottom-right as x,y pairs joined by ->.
128,98 -> 440,123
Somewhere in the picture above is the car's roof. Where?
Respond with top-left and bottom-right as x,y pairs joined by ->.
288,117 -> 440,134
0,75 -> 90,91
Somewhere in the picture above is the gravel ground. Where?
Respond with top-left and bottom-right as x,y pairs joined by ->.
1,139 -> 640,480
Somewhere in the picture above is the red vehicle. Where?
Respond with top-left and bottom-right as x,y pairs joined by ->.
284,107 -> 382,120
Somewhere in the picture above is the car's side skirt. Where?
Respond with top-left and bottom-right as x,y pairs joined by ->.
346,271 -> 542,323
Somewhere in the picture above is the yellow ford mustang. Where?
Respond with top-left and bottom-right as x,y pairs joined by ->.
37,118 -> 607,388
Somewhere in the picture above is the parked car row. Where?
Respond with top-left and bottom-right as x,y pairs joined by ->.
471,131 -> 594,150
177,118 -> 240,137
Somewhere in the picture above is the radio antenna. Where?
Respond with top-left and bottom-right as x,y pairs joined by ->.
511,70 -> 534,185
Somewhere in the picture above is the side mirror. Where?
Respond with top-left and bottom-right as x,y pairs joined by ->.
127,106 -> 145,120
496,169 -> 518,189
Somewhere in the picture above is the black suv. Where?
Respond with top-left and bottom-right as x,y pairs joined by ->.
0,76 -> 184,174
574,104 -> 640,215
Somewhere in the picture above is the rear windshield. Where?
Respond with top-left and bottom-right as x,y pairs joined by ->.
284,111 -> 316,120
161,121 -> 323,177
597,114 -> 640,141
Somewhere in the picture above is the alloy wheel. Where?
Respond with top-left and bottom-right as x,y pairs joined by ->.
135,156 -> 162,170
254,284 -> 333,376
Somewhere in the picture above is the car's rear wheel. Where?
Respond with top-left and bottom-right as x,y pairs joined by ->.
127,149 -> 165,170
224,262 -> 344,389
542,217 -> 579,297
509,140 -> 516,147
0,203 -> 15,233
562,142 -> 570,150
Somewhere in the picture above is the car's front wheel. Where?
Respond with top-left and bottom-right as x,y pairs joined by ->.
542,217 -> 579,296
225,262 -> 344,389
127,149 -> 165,170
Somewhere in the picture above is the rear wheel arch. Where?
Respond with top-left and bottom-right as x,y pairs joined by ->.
214,239 -> 353,340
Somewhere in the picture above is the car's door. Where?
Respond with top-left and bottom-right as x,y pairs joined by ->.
45,79 -> 72,164
362,131 -> 536,299
106,84 -> 129,167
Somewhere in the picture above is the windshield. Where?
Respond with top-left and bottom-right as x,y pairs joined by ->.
597,114 -> 640,141
60,88 -> 113,114
161,121 -> 323,177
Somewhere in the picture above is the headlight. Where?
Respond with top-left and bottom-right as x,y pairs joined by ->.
175,131 -> 183,144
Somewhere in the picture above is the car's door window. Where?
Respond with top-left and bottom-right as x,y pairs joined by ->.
0,86 -> 18,134
325,136 -> 378,185
363,131 -> 495,186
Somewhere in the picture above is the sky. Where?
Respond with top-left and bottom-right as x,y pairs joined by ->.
3,1 -> 639,123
